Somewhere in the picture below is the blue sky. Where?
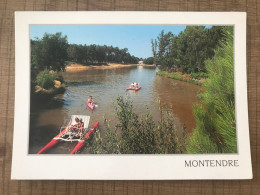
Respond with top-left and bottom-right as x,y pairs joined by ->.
30,25 -> 187,58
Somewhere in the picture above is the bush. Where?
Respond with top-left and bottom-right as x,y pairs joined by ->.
85,96 -> 185,154
36,69 -> 55,89
190,72 -> 208,79
156,71 -> 165,76
157,71 -> 202,86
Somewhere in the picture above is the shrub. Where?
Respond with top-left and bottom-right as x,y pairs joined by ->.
36,69 -> 55,89
85,96 -> 185,154
190,72 -> 208,79
156,71 -> 202,85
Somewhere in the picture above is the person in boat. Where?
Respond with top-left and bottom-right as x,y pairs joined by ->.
75,118 -> 84,137
64,117 -> 83,135
135,83 -> 139,88
130,82 -> 135,88
87,96 -> 94,105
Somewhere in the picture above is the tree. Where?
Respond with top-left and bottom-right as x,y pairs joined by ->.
143,57 -> 154,65
151,39 -> 158,64
31,32 -> 68,75
151,26 -> 227,73
186,27 -> 236,153
156,30 -> 173,69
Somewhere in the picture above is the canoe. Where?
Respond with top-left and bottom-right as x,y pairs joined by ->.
70,121 -> 99,154
37,128 -> 67,154
87,102 -> 97,110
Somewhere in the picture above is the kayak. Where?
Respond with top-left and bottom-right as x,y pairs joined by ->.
87,102 -> 97,110
37,128 -> 67,154
70,121 -> 99,154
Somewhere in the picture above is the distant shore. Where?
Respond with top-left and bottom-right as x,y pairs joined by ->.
66,63 -> 139,71
66,63 -> 157,71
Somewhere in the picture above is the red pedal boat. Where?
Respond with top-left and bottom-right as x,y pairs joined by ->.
37,128 -> 67,154
37,115 -> 98,154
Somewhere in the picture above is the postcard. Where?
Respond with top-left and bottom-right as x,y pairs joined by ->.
12,11 -> 252,180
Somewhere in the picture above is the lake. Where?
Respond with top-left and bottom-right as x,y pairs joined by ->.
29,65 -> 201,154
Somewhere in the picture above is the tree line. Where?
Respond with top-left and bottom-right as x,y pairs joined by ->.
31,32 -> 139,79
151,26 -> 230,73
67,44 -> 139,65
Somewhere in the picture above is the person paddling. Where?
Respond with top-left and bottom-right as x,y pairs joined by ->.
130,82 -> 135,88
87,96 -> 94,105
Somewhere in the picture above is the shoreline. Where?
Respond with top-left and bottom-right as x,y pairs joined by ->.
66,63 -> 138,71
156,71 -> 205,86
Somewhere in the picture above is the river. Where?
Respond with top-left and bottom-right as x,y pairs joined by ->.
29,66 -> 201,154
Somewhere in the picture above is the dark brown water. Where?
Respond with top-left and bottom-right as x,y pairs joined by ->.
29,66 -> 201,154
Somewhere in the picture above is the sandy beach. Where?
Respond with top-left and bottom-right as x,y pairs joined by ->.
66,63 -> 138,71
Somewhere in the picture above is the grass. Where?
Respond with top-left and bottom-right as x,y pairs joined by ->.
156,71 -> 203,85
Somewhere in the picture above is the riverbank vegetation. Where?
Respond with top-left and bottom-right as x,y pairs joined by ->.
156,71 -> 204,85
31,32 -> 140,101
31,33 -> 68,102
143,57 -> 154,65
151,26 -> 228,73
85,96 -> 186,154
186,27 -> 236,153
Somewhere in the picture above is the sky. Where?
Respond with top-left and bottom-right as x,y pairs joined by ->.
30,25 -> 188,59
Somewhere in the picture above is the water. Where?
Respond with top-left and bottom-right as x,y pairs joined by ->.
29,66 -> 201,154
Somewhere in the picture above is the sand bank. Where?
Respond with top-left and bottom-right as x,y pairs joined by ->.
66,63 -> 138,71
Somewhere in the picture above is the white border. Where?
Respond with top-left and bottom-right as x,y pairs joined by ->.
12,12 -> 252,180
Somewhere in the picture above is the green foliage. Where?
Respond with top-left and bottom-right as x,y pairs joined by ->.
152,26 -> 229,73
85,96 -> 185,154
156,71 -> 202,86
31,33 -> 68,77
190,72 -> 208,79
67,44 -> 139,65
143,57 -> 154,65
31,32 -> 140,79
36,69 -> 55,89
186,27 -> 236,153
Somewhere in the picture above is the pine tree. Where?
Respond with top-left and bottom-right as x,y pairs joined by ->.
186,27 -> 236,153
